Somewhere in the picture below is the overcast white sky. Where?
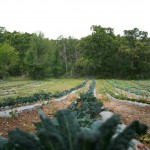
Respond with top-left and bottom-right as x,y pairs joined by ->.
0,0 -> 150,39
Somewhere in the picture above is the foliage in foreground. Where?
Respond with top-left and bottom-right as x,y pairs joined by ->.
0,109 -> 148,150
138,134 -> 150,146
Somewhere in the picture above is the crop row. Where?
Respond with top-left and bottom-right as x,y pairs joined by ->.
97,80 -> 150,104
68,80 -> 103,126
132,80 -> 150,87
0,80 -> 148,150
0,81 -> 87,108
108,80 -> 150,97
67,80 -> 103,126
130,81 -> 150,92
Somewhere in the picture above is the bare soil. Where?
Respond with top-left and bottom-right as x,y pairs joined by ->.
1,91 -> 150,148
103,100 -> 150,132
102,99 -> 150,147
0,94 -> 77,138
97,94 -> 150,130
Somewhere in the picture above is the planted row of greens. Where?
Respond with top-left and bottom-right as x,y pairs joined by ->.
67,80 -> 104,127
132,80 -> 150,87
0,80 -> 148,150
125,81 -> 150,93
99,80 -> 129,100
0,81 -> 87,108
130,81 -> 150,92
96,80 -> 131,100
108,80 -> 150,97
96,80 -> 150,104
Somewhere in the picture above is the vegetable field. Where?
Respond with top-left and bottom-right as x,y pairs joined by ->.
0,79 -> 84,101
1,79 -> 149,104
96,79 -> 150,104
0,78 -> 150,149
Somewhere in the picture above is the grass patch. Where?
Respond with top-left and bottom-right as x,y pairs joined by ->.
0,78 -> 85,101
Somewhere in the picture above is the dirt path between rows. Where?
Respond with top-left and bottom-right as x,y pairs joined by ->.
0,94 -> 77,138
102,99 -> 150,133
97,94 -> 150,147
1,88 -> 150,147
97,93 -> 150,130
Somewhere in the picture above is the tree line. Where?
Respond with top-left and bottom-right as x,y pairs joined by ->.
0,25 -> 150,79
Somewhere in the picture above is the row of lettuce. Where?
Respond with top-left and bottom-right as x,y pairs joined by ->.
0,80 -> 148,150
0,81 -> 87,108
97,80 -> 150,104
108,80 -> 150,97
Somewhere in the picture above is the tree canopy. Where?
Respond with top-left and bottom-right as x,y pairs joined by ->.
0,25 -> 150,79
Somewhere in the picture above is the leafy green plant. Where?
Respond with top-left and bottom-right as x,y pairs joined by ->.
0,81 -> 87,108
9,109 -> 18,117
0,80 -> 149,150
0,109 -> 148,150
68,93 -> 104,127
67,80 -> 103,127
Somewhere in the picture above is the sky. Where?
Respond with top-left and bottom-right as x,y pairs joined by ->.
0,0 -> 150,39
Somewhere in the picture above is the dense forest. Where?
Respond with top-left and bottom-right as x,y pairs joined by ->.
0,25 -> 150,79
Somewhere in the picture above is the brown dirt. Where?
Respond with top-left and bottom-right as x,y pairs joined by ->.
103,99 -> 150,133
1,90 -> 150,148
97,94 -> 150,131
0,94 -> 77,138
97,93 -> 150,147
102,98 -> 150,147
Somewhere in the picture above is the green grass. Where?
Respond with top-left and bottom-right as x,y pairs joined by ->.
75,80 -> 91,95
0,78 -> 85,101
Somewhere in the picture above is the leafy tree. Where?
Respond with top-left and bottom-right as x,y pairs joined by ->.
0,25 -> 150,79
117,28 -> 150,79
75,35 -> 94,76
76,25 -> 119,77
4,31 -> 33,75
0,26 -> 6,43
24,32 -> 56,79
0,43 -> 19,79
